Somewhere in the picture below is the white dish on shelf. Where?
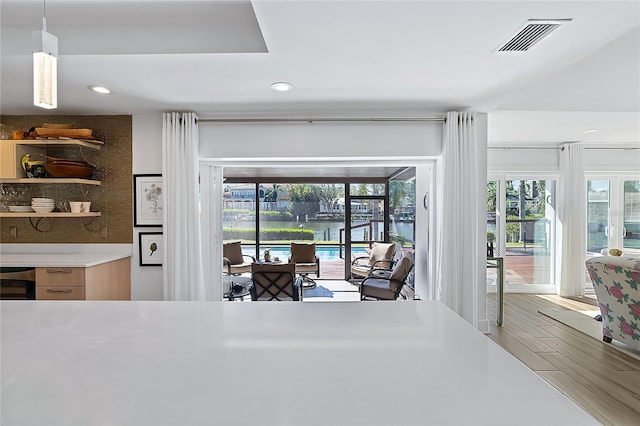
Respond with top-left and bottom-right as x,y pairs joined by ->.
9,206 -> 34,212
31,206 -> 55,213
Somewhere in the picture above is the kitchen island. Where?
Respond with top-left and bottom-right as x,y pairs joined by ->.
1,300 -> 598,425
0,244 -> 132,300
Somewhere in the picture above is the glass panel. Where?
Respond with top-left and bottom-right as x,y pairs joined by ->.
389,177 -> 415,250
257,183 -> 291,261
257,183 -> 346,278
350,198 -> 384,242
623,180 -> 640,250
504,179 -> 555,286
349,183 -> 385,196
223,183 -> 257,246
486,180 -> 498,255
587,180 -> 610,254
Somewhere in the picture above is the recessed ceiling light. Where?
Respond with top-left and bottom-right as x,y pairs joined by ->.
583,129 -> 599,134
271,82 -> 292,92
88,85 -> 111,94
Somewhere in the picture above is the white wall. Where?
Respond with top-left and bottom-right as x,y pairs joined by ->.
131,114 -> 163,300
199,120 -> 442,158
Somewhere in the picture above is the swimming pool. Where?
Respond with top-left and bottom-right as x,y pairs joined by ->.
243,245 -> 368,261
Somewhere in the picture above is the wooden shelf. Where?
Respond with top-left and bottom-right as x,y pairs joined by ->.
2,139 -> 103,150
0,212 -> 101,218
0,178 -> 101,185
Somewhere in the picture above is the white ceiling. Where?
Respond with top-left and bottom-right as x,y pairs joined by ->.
1,0 -> 639,146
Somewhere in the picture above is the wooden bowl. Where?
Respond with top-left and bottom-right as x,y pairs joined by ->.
35,128 -> 93,139
45,162 -> 95,178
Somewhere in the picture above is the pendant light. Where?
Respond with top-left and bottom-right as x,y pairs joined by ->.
32,0 -> 57,109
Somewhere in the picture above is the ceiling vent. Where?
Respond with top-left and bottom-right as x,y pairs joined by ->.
497,19 -> 571,52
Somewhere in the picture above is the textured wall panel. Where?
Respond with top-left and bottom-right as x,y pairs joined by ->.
0,115 -> 133,243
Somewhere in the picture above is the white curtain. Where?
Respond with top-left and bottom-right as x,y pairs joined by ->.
558,143 -> 586,297
162,112 -> 205,301
436,111 -> 482,325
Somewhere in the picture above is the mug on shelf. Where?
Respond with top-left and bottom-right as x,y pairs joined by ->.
69,201 -> 91,213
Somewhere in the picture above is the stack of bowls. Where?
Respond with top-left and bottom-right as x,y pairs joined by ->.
31,197 -> 55,213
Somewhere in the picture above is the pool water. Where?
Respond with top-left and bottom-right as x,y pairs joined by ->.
243,245 -> 367,261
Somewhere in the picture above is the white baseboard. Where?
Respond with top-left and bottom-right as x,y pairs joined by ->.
476,318 -> 490,334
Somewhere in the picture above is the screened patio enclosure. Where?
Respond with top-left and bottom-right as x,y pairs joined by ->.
221,168 -> 417,281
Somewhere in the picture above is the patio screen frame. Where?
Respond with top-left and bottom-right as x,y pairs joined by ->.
223,177 -> 393,277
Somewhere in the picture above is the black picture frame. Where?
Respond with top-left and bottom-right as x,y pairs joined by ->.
134,174 -> 163,227
139,232 -> 163,266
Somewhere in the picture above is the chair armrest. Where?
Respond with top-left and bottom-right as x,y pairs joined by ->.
368,268 -> 391,278
223,257 -> 231,275
243,254 -> 256,262
351,255 -> 370,266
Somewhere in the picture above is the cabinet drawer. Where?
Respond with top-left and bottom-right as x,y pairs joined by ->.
36,267 -> 85,286
36,286 -> 85,300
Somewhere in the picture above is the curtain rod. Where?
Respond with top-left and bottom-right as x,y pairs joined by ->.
197,117 -> 445,123
489,146 -> 639,150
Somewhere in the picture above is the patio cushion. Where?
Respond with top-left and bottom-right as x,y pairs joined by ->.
223,241 -> 245,265
390,253 -> 414,281
360,278 -> 397,300
368,242 -> 395,267
291,242 -> 316,263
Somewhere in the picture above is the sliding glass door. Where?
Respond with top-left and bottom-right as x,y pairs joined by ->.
587,175 -> 640,257
488,176 -> 557,292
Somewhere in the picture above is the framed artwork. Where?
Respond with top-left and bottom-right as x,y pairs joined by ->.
139,232 -> 163,266
134,174 -> 163,227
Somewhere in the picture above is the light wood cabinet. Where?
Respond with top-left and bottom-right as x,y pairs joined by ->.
35,257 -> 131,300
36,286 -> 85,300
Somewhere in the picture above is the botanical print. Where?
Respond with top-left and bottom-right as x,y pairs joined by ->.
144,183 -> 162,218
139,232 -> 162,266
134,174 -> 163,226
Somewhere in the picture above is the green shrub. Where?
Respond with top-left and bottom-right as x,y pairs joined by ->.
223,209 -> 251,215
260,211 -> 293,221
223,228 -> 314,241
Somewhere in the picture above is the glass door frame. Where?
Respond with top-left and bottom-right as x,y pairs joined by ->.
344,183 -> 390,279
488,173 -> 558,293
586,173 -> 640,257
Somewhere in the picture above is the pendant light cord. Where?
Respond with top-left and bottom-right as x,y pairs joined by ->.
42,0 -> 47,31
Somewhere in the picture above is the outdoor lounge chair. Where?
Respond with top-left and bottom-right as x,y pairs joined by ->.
351,242 -> 396,281
288,242 -> 320,289
250,262 -> 301,301
223,241 -> 256,276
360,252 -> 414,300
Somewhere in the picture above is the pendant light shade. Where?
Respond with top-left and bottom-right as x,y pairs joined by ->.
32,17 -> 58,109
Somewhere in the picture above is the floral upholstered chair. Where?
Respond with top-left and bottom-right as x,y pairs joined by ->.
585,256 -> 640,349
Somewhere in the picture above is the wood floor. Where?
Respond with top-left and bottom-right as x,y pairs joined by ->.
487,293 -> 640,426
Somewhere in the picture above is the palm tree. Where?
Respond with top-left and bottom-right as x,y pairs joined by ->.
263,184 -> 281,211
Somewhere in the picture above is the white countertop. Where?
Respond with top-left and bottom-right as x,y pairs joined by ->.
0,300 -> 597,426
0,243 -> 132,267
